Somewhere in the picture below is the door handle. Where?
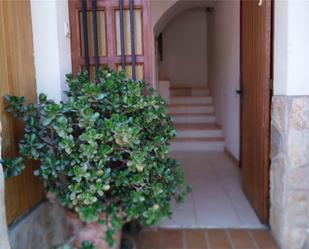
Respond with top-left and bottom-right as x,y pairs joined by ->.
236,89 -> 243,95
236,81 -> 244,102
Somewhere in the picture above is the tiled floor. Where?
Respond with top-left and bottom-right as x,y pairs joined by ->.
158,152 -> 263,228
138,229 -> 279,249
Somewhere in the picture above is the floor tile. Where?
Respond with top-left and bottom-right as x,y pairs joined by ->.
138,230 -> 162,249
249,229 -> 279,249
159,209 -> 197,228
161,229 -> 183,249
227,229 -> 256,249
159,152 -> 262,229
172,194 -> 195,211
184,229 -> 208,249
138,228 -> 278,249
195,208 -> 242,228
207,230 -> 233,249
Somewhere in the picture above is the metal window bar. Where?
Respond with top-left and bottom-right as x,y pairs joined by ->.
91,0 -> 99,75
82,0 -> 90,75
119,0 -> 126,70
129,0 -> 136,80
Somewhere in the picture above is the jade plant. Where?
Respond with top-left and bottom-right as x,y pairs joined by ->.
2,68 -> 190,245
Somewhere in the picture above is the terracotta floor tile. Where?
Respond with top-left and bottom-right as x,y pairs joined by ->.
227,229 -> 256,249
138,228 -> 278,249
161,229 -> 183,249
207,230 -> 232,249
184,229 -> 208,249
249,230 -> 279,249
139,230 -> 162,249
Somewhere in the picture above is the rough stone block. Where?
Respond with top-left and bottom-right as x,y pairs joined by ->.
9,202 -> 69,249
288,166 -> 309,190
270,154 -> 286,206
272,96 -> 288,132
289,97 -> 309,130
286,191 -> 308,227
286,128 -> 309,168
270,125 -> 284,158
282,226 -> 306,249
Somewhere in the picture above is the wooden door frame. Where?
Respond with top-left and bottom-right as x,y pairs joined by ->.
239,0 -> 274,224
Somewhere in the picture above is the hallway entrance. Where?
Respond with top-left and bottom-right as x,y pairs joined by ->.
154,0 -> 272,228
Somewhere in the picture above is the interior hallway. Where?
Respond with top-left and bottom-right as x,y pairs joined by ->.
159,151 -> 263,228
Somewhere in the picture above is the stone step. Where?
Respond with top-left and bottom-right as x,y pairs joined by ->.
170,96 -> 213,105
174,124 -> 223,138
191,88 -> 210,96
169,137 -> 225,151
170,87 -> 210,97
169,104 -> 214,114
171,113 -> 216,124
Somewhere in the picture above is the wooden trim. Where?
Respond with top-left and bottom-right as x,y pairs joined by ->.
224,147 -> 240,168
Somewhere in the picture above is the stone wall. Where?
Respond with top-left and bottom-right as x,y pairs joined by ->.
270,96 -> 309,249
9,201 -> 69,249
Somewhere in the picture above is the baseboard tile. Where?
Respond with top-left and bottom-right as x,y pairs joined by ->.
224,147 -> 240,167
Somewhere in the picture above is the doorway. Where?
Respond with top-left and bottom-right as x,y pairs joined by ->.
153,0 -> 272,228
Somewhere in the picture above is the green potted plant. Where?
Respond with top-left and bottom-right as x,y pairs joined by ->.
2,68 -> 189,249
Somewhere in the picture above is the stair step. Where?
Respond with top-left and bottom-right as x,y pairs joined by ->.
174,124 -> 223,138
169,104 -> 214,114
170,137 -> 225,151
171,113 -> 216,124
170,87 -> 210,97
191,88 -> 210,96
170,96 -> 213,105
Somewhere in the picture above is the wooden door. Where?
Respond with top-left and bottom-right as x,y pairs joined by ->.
69,0 -> 153,84
0,0 -> 44,224
240,0 -> 272,223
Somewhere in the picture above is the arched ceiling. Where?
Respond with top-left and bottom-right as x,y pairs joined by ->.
153,0 -> 215,36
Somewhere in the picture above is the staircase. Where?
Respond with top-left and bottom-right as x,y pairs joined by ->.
169,87 -> 225,151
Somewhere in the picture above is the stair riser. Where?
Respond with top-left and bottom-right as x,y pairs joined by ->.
171,89 -> 210,96
169,142 -> 224,151
172,116 -> 216,124
176,130 -> 223,138
191,89 -> 210,96
169,106 -> 214,114
170,97 -> 212,105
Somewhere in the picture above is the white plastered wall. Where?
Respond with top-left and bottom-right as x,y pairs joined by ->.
208,0 -> 240,159
159,8 -> 208,88
150,0 -> 214,88
274,0 -> 309,96
30,0 -> 72,102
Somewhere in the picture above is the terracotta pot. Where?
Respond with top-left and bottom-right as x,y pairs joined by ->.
66,211 -> 122,249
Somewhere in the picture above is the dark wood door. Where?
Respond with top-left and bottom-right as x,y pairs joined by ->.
240,0 -> 272,223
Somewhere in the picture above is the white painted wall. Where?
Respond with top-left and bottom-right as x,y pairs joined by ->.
274,0 -> 309,96
159,9 -> 208,88
150,0 -> 215,88
30,0 -> 71,102
208,1 -> 240,159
